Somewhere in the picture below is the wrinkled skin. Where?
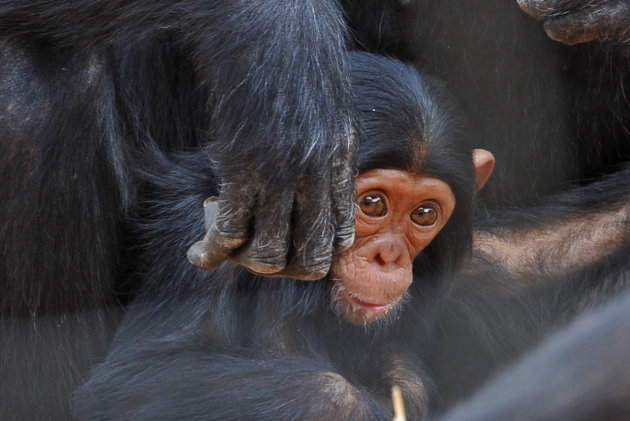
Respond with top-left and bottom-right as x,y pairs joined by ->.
517,0 -> 630,45
187,134 -> 357,281
330,169 -> 456,324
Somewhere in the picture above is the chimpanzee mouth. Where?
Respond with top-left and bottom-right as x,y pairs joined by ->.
348,291 -> 399,311
339,288 -> 402,319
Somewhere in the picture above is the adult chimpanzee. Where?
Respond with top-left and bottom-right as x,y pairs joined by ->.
0,1 -> 413,419
74,52 -> 493,420
414,1 -> 630,408
76,52 -> 630,420
2,0 -> 630,419
406,0 -> 630,210
429,164 -> 630,416
419,3 -> 630,410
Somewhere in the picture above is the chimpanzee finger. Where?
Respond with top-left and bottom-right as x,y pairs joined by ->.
543,3 -> 630,45
227,190 -> 293,274
330,134 -> 357,255
266,185 -> 334,280
517,0 -> 630,45
187,198 -> 228,269
186,186 -> 253,270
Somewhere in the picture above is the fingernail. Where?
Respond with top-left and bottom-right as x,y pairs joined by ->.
203,196 -> 218,208
187,241 -> 212,269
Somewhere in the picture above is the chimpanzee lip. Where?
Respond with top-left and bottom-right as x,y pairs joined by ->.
342,289 -> 400,313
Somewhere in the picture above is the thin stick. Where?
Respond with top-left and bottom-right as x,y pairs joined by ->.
391,385 -> 406,421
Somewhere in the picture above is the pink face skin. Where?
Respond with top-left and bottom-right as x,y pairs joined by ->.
329,169 -> 456,325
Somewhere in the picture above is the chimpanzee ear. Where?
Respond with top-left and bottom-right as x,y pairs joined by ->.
472,149 -> 495,192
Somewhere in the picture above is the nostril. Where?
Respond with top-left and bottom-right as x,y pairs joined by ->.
373,242 -> 403,268
374,253 -> 387,266
374,254 -> 400,271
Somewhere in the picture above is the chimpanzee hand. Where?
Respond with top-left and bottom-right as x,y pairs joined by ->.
517,0 -> 630,45
179,1 -> 359,280
187,136 -> 357,281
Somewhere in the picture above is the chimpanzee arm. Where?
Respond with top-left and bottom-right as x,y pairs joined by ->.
75,301 -> 391,421
517,0 -> 630,45
0,0 -> 357,280
474,166 -> 630,278
434,169 -> 630,406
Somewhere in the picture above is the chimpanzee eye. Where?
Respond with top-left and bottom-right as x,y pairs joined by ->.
411,205 -> 438,226
358,194 -> 387,217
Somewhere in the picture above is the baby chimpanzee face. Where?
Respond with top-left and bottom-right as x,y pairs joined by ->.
330,168 -> 456,325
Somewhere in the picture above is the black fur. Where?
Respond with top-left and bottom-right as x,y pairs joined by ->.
75,53 -> 467,421
409,0 -> 630,210
0,2 -> 389,418
434,260 -> 630,421
76,54 -> 630,420
2,0 -> 630,419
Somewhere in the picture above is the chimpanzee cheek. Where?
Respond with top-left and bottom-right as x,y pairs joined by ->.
330,248 -> 360,281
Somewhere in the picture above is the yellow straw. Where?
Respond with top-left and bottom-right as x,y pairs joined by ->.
391,385 -> 406,421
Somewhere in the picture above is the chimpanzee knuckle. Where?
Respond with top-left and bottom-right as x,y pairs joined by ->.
333,193 -> 355,225
292,243 -> 334,279
296,220 -> 334,251
242,258 -> 287,275
212,204 -> 251,241
201,223 -> 247,261
242,240 -> 290,274
303,264 -> 331,281
215,177 -> 258,223
299,263 -> 332,281
330,171 -> 354,204
229,248 -> 286,275
330,155 -> 357,241
273,236 -> 333,280
215,234 -> 249,252
332,218 -> 355,254
283,260 -> 331,281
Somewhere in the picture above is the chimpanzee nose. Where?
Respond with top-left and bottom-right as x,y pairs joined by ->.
368,234 -> 410,270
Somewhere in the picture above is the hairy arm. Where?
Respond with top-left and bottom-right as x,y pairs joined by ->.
0,0 -> 357,280
473,167 -> 630,278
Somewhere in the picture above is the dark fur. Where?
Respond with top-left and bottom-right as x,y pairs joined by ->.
438,260 -> 630,421
76,54 -> 630,420
431,176 -> 630,409
409,0 -> 630,210
0,2 -> 390,418
75,53 -> 468,421
2,0 -> 630,419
